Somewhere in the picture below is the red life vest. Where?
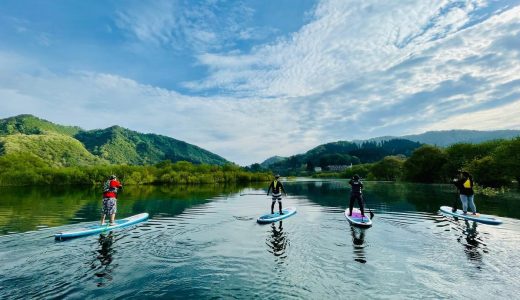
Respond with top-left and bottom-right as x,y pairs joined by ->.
103,179 -> 122,198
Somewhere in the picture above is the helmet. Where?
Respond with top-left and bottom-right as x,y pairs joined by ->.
275,174 -> 280,179
110,175 -> 117,179
353,174 -> 360,180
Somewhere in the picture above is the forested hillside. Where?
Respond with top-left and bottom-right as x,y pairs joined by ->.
268,139 -> 422,175
0,115 -> 229,166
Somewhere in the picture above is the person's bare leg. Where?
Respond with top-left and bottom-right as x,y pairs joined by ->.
101,214 -> 106,225
110,214 -> 115,225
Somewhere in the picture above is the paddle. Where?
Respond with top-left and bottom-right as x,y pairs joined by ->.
452,194 -> 459,213
362,194 -> 374,219
239,193 -> 267,196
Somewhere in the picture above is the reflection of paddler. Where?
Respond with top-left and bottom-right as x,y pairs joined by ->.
460,220 -> 483,264
350,227 -> 367,264
98,232 -> 114,266
267,221 -> 287,257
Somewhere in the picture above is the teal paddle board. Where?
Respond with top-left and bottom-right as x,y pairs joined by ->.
439,206 -> 502,225
55,213 -> 149,240
257,207 -> 296,224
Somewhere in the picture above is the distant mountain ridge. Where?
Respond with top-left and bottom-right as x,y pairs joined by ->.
0,115 -> 229,166
260,129 -> 520,174
353,130 -> 520,147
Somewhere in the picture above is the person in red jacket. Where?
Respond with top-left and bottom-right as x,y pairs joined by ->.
101,175 -> 123,226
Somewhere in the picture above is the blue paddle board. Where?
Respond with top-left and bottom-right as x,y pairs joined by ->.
439,206 -> 502,225
55,213 -> 149,240
345,208 -> 372,228
257,207 -> 296,224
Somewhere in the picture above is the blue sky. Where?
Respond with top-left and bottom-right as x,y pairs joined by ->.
1,0 -> 519,165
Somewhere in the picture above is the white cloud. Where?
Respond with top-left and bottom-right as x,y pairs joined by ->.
420,99 -> 520,131
1,0 -> 519,165
186,0 -> 494,98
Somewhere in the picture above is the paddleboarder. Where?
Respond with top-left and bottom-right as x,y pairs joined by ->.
452,171 -> 477,215
101,175 -> 123,226
348,174 -> 365,217
267,174 -> 287,215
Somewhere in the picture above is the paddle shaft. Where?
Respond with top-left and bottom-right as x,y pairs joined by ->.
240,193 -> 267,196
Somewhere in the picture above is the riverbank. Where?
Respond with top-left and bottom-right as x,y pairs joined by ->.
0,159 -> 271,186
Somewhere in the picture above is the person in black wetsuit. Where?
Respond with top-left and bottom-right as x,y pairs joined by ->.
267,174 -> 287,215
348,174 -> 365,217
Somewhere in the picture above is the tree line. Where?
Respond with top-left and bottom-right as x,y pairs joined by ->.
0,154 -> 271,186
322,137 -> 519,188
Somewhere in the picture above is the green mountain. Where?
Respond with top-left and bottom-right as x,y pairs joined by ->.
75,126 -> 229,165
260,156 -> 287,168
268,139 -> 422,174
0,132 -> 107,167
0,115 -> 229,166
0,114 -> 81,136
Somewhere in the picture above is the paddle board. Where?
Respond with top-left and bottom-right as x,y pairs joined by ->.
344,208 -> 372,228
439,206 -> 502,225
257,207 -> 297,224
55,213 -> 149,240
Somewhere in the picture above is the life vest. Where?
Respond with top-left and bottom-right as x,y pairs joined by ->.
463,179 -> 471,189
103,179 -> 120,194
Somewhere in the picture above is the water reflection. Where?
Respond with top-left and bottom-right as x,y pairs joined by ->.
457,220 -> 485,267
350,227 -> 367,264
266,221 -> 288,262
90,232 -> 117,286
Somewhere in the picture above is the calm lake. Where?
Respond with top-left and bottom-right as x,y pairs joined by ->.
1,179 -> 520,299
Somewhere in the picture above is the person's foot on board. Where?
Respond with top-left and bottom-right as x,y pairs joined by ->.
463,211 -> 467,215
279,211 -> 284,215
109,222 -> 116,226
101,222 -> 106,226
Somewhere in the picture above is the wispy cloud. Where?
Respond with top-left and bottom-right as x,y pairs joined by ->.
115,0 -> 262,53
1,0 -> 519,165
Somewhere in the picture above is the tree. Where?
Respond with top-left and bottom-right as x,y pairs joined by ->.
493,137 -> 520,186
371,156 -> 405,181
467,156 -> 509,187
403,145 -> 448,183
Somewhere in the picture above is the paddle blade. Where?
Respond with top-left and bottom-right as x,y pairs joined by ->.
369,210 -> 374,219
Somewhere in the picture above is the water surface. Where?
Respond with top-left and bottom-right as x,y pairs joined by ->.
1,180 -> 519,299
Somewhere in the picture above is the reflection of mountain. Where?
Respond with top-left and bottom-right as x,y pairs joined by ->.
0,184 -> 244,234
0,186 -> 96,234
